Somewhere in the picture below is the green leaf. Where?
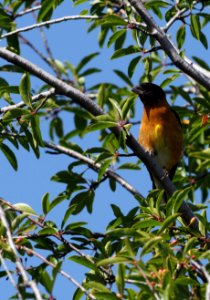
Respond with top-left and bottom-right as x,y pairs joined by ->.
0,143 -> 18,171
134,219 -> 162,229
85,121 -> 117,133
176,25 -> 186,49
98,26 -> 109,48
121,96 -> 136,119
0,64 -> 23,73
7,32 -> 20,54
200,31 -> 208,49
97,84 -> 106,107
51,170 -> 86,185
0,8 -> 13,29
19,73 -> 32,107
22,125 -> 40,158
38,227 -> 58,235
190,15 -> 201,40
170,187 -> 193,213
61,204 -> 78,228
108,98 -> 122,119
49,195 -> 66,211
73,0 -> 88,6
192,56 -> 210,71
116,263 -> 125,295
113,69 -> 133,86
111,45 -> 139,60
107,30 -> 126,48
53,59 -> 68,75
50,117 -> 63,138
97,256 -> 130,266
70,191 -> 92,215
69,256 -> 97,270
37,0 -> 54,22
118,162 -> 140,170
141,236 -> 162,256
183,237 -> 198,253
73,288 -> 84,300
79,67 -> 101,77
98,158 -> 113,181
76,52 -> 100,73
158,213 -> 180,234
93,293 -> 119,300
30,115 -> 44,147
42,192 -> 50,215
107,228 -> 139,237
160,74 -> 180,88
128,56 -> 141,78
13,203 -> 37,216
103,15 -> 127,26
175,277 -> 199,286
2,108 -> 28,122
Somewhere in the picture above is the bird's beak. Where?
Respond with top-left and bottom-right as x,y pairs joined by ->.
132,85 -> 144,95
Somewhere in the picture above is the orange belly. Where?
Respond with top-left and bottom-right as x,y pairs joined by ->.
139,105 -> 183,171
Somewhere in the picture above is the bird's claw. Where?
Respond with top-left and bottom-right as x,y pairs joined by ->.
160,169 -> 169,181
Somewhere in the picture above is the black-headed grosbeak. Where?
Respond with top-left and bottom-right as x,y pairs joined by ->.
132,82 -> 183,188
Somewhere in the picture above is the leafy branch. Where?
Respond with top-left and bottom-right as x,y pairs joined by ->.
0,47 -> 199,231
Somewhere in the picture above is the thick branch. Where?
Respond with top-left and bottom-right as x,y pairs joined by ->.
128,0 -> 210,89
0,47 -> 198,230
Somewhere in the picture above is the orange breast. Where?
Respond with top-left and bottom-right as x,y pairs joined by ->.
138,103 -> 183,171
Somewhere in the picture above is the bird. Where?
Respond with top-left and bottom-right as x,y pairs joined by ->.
132,82 -> 183,189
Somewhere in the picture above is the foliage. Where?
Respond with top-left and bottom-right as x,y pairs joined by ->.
0,0 -> 210,299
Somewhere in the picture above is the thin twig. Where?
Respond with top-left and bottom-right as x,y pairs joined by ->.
14,5 -> 41,18
19,34 -> 51,66
135,261 -> 161,300
162,7 -> 188,32
0,205 -> 43,300
38,24 -> 61,79
1,15 -> 101,39
44,141 -> 144,199
19,246 -> 96,300
0,88 -> 55,114
0,251 -> 23,300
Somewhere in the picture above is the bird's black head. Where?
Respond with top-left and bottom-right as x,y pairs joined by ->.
132,82 -> 166,106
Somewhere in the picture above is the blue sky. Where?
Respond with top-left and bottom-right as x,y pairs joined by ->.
0,1 -> 210,299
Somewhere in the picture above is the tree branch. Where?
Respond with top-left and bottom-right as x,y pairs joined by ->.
128,0 -> 210,89
0,251 -> 23,300
1,15 -> 100,39
14,5 -> 42,18
44,141 -> 144,199
0,88 -> 55,113
19,246 -> 96,300
0,197 -> 112,279
0,47 -> 199,231
162,7 -> 188,32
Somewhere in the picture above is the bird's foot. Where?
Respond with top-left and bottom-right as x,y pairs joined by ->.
145,148 -> 155,156
160,169 -> 169,181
